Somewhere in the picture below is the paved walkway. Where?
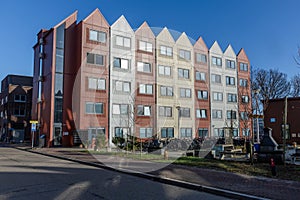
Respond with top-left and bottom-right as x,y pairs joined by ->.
6,144 -> 300,200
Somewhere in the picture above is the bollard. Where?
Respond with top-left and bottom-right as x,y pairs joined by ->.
164,150 -> 168,160
270,158 -> 277,176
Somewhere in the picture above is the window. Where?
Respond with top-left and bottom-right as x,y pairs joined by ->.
115,81 -> 130,93
227,93 -> 237,102
226,59 -> 236,69
179,107 -> 190,118
14,94 -> 26,102
160,86 -> 173,96
139,84 -> 153,95
270,118 -> 276,123
211,74 -> 221,83
239,78 -> 248,87
195,71 -> 206,81
180,128 -> 192,138
198,128 -> 208,138
137,105 -> 151,116
112,104 -> 128,115
281,124 -> 290,139
213,92 -> 223,101
240,63 -> 248,71
87,53 -> 104,66
140,128 -> 153,138
115,127 -> 128,138
85,102 -> 103,114
139,40 -> 153,52
196,53 -> 207,63
161,128 -> 174,138
212,56 -> 222,66
242,128 -> 250,136
240,112 -> 248,120
113,57 -> 129,70
89,30 -> 106,43
242,95 -> 249,103
226,76 -> 235,86
115,35 -> 131,48
178,68 -> 189,79
137,62 -> 151,73
13,105 -> 25,116
179,49 -> 191,60
227,110 -> 237,119
160,45 -> 173,56
214,128 -> 224,137
159,106 -> 172,117
158,65 -> 171,76
180,88 -> 191,98
197,90 -> 208,100
0,111 -> 2,118
212,110 -> 222,119
196,109 -> 207,118
88,78 -> 105,90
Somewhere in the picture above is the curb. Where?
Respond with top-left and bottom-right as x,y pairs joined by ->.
15,147 -> 269,200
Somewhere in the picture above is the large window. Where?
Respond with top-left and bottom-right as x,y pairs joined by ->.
198,128 -> 208,138
115,35 -> 131,48
211,74 -> 221,83
196,53 -> 207,63
139,40 -> 153,52
158,65 -> 171,76
212,56 -> 222,66
242,95 -> 249,103
226,76 -> 235,86
178,68 -> 189,79
87,53 -> 104,66
242,128 -> 250,137
14,94 -> 26,102
85,102 -> 103,114
240,112 -> 249,120
159,106 -> 172,117
240,63 -> 248,71
115,127 -> 128,138
160,86 -> 173,96
195,71 -> 206,81
214,128 -> 224,137
89,30 -> 106,43
112,104 -> 128,115
227,110 -> 237,119
137,105 -> 151,116
213,92 -> 223,101
161,128 -> 174,138
212,110 -> 222,119
139,84 -> 153,95
227,93 -> 237,102
88,78 -> 105,90
115,81 -> 130,93
197,90 -> 208,100
179,107 -> 190,118
239,78 -> 248,87
113,57 -> 129,70
13,105 -> 25,116
179,49 -> 191,60
226,59 -> 236,69
180,128 -> 192,138
196,109 -> 207,118
140,128 -> 153,138
180,88 -> 191,98
160,45 -> 172,56
137,62 -> 151,73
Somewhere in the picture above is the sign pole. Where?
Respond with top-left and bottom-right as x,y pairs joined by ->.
32,131 -> 34,149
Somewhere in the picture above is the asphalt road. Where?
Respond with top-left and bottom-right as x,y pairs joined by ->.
0,147 -> 230,200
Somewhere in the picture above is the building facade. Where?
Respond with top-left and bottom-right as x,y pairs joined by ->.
32,9 -> 252,147
0,75 -> 33,142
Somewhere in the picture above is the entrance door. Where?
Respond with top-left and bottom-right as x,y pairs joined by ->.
53,125 -> 62,146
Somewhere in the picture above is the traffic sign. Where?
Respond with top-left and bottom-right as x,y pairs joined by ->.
31,123 -> 37,131
30,120 -> 38,124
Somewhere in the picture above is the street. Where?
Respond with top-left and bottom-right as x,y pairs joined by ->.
0,147 -> 229,200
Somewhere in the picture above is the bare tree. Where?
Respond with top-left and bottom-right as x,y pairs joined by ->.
252,68 -> 291,113
290,73 -> 300,97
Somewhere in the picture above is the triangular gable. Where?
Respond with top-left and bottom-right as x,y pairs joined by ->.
135,21 -> 155,39
209,41 -> 223,55
111,15 -> 134,34
237,48 -> 249,62
83,8 -> 109,28
194,37 -> 208,52
156,27 -> 175,44
54,10 -> 78,29
176,32 -> 193,48
224,44 -> 236,58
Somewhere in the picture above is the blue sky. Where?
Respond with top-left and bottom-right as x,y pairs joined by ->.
1,0 -> 300,82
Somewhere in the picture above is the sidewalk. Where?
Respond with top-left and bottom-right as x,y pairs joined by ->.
11,145 -> 300,200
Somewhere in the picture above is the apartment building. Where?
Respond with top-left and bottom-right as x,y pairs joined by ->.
32,9 -> 252,147
0,75 -> 32,142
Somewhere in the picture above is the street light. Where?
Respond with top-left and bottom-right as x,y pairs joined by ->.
176,106 -> 180,138
253,89 -> 260,143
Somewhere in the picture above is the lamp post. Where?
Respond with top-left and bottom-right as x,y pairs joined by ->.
176,106 -> 180,138
253,89 -> 260,143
